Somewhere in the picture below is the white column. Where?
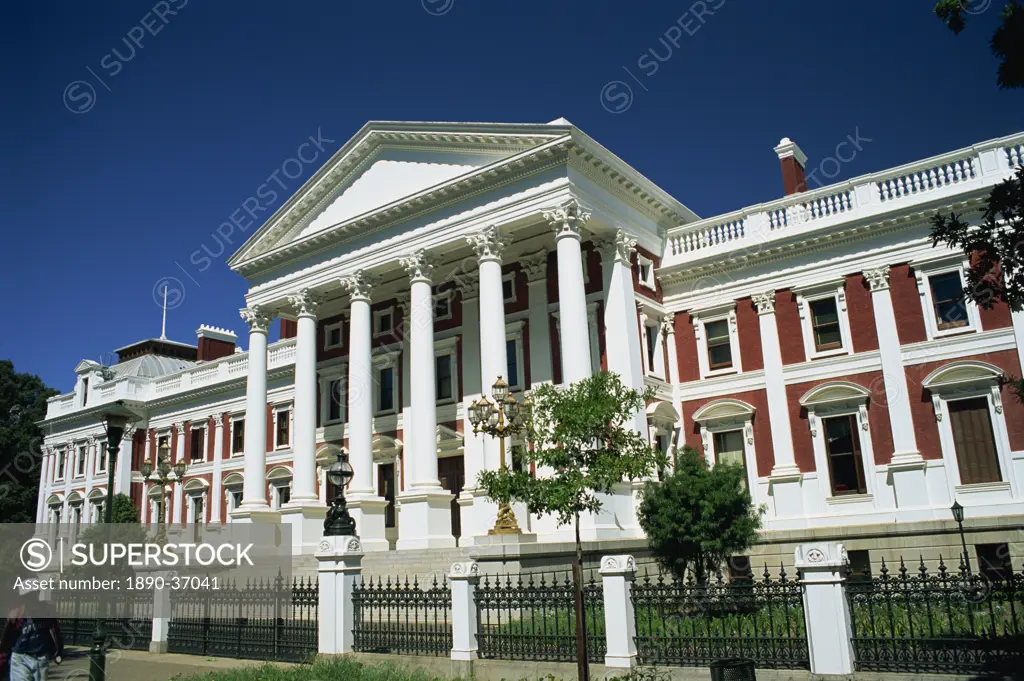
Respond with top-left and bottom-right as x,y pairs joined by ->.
35,448 -> 50,525
316,535 -> 364,655
236,306 -> 274,518
210,417 -> 224,524
752,292 -> 804,518
114,429 -> 133,495
544,199 -> 593,384
449,561 -> 481,669
456,278 -> 491,542
863,266 -> 928,507
149,573 -> 172,653
397,250 -> 455,550
84,439 -> 95,520
173,423 -> 185,525
597,230 -> 645,432
288,290 -> 322,504
795,543 -> 855,677
600,555 -> 638,670
140,432 -> 151,526
340,273 -> 388,552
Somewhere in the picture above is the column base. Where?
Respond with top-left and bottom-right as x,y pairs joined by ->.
347,495 -> 390,552
229,507 -> 281,524
149,640 -> 168,654
473,532 -> 537,546
396,490 -> 456,550
888,451 -> 930,508
769,467 -> 804,518
604,655 -> 637,670
279,503 -> 328,554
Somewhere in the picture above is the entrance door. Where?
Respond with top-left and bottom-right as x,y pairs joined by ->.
437,455 -> 465,539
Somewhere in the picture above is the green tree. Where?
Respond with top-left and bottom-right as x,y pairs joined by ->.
934,0 -> 1023,88
477,371 -> 666,564
638,445 -> 762,584
0,360 -> 58,523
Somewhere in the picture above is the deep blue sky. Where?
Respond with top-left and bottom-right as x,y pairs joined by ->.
3,0 -> 1022,393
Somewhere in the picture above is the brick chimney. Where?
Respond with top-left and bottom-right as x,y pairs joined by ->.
774,137 -> 809,195
196,325 -> 237,362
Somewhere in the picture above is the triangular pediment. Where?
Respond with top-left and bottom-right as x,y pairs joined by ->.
228,121 -> 572,271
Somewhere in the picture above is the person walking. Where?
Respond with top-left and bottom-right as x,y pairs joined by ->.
0,589 -> 63,681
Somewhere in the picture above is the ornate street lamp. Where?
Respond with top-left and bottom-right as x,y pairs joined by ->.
89,401 -> 139,681
951,500 -> 972,576
141,440 -> 187,545
323,451 -> 356,536
468,376 -> 532,535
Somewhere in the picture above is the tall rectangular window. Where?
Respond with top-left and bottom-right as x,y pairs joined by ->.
705,320 -> 732,370
810,298 -> 842,351
232,420 -> 245,455
77,446 -> 87,476
502,277 -> 514,302
327,379 -> 343,422
949,397 -> 1002,484
378,367 -> 394,413
58,450 -> 66,478
929,272 -> 969,331
82,378 -> 89,406
646,326 -> 658,370
823,414 -> 867,495
97,443 -> 107,472
378,462 -> 396,528
276,409 -> 290,447
713,429 -> 747,485
436,355 -> 453,401
190,427 -> 205,461
506,340 -> 519,388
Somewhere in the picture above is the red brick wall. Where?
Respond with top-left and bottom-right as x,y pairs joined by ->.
845,273 -> 879,352
632,246 -> 663,303
680,389 -> 774,477
735,297 -> 763,371
675,312 -> 700,382
890,264 -> 928,344
775,290 -> 805,365
279,319 -> 298,339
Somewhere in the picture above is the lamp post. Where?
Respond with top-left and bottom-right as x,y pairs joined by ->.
89,401 -> 139,681
323,451 -> 356,536
468,376 -> 531,535
141,441 -> 187,545
950,500 -> 972,576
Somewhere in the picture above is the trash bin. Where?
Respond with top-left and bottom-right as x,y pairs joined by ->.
709,658 -> 756,681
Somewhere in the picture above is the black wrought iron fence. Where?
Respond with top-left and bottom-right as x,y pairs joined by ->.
847,556 -> 1024,675
476,569 -> 606,662
167,574 -> 318,662
632,565 -> 809,669
57,590 -> 153,651
351,575 -> 452,656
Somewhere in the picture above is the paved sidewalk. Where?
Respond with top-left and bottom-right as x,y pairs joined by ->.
50,648 -> 294,681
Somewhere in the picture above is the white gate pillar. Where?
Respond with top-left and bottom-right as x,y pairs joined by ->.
795,542 -> 855,677
149,570 -> 173,653
449,560 -> 481,672
600,554 -> 638,670
316,535 -> 364,655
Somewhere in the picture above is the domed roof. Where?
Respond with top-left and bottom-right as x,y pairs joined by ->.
111,354 -> 195,379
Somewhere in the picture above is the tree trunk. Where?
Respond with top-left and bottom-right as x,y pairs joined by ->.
573,512 -> 590,681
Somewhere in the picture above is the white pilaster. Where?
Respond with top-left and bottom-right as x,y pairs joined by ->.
795,543 -> 855,677
544,199 -> 593,384
235,306 -> 276,520
753,292 -> 804,517
600,555 -> 638,669
149,572 -> 172,653
340,273 -> 388,552
84,439 -> 95,518
449,561 -> 481,664
114,429 -> 133,495
173,423 -> 185,525
523,251 -> 553,384
210,417 -> 224,524
397,250 -> 455,550
316,535 -> 364,655
35,448 -> 49,525
864,267 -> 928,507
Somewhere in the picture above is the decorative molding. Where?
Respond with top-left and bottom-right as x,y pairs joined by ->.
595,229 -> 637,265
520,250 -> 548,282
287,288 -> 322,317
339,272 -> 378,302
400,250 -> 436,283
239,306 -> 272,333
863,266 -> 891,292
466,225 -> 509,263
752,291 -> 776,315
661,312 -> 676,336
543,198 -> 592,240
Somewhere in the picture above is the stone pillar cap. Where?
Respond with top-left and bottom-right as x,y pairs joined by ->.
794,542 -> 849,569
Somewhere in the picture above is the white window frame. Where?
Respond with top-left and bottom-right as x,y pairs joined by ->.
374,350 -> 401,416
223,475 -> 244,523
229,416 -> 245,457
319,366 -> 347,426
691,399 -> 758,495
323,320 -> 345,351
912,254 -> 982,340
273,404 -> 293,450
639,308 -> 666,379
189,421 -> 208,463
184,483 -> 208,523
691,303 -> 742,379
795,279 -> 853,361
96,441 -> 108,475
434,337 -> 459,406
637,254 -> 656,290
505,321 -> 526,392
75,443 -> 88,478
502,271 -> 518,304
373,307 -> 395,337
55,448 -> 67,482
433,291 -> 453,321
922,361 -> 1016,498
799,382 -> 877,505
267,468 -> 292,510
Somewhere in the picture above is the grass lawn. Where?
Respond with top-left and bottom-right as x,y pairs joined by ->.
174,656 -> 465,681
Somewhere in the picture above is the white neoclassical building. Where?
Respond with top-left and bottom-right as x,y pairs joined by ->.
38,120 -> 1024,573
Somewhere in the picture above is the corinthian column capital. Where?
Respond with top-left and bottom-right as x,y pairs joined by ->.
240,306 -> 272,333
543,198 -> 592,240
340,272 -> 379,302
400,250 -> 436,283
287,288 -> 322,317
863,266 -> 891,292
752,292 -> 776,315
466,225 -> 509,263
595,229 -> 638,265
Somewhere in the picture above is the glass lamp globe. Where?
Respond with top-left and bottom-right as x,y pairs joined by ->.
328,453 -> 354,489
173,461 -> 187,479
491,376 -> 510,403
140,459 -> 154,478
